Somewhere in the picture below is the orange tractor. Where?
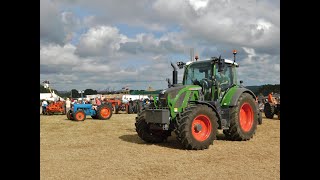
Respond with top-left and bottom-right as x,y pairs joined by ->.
264,93 -> 280,120
103,98 -> 131,114
44,101 -> 66,115
103,98 -> 141,114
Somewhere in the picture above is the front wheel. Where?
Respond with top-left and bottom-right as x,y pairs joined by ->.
135,111 -> 169,143
74,110 -> 86,121
175,104 -> 218,150
66,110 -> 74,120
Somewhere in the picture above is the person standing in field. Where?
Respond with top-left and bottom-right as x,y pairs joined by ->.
41,99 -> 48,114
65,98 -> 71,113
268,92 -> 278,104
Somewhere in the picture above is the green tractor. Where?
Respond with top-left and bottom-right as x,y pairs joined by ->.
135,51 -> 261,150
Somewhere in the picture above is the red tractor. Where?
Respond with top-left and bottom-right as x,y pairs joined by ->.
44,101 -> 66,115
103,98 -> 131,114
103,98 -> 141,114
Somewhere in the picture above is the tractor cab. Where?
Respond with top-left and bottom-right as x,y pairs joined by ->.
181,57 -> 238,102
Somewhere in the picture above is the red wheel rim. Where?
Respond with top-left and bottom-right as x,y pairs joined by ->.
75,112 -> 84,121
239,103 -> 254,132
191,115 -> 212,141
100,108 -> 110,118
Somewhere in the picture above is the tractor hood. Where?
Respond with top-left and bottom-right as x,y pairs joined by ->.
158,85 -> 202,110
162,85 -> 187,98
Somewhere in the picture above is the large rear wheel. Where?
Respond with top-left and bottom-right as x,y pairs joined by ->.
97,104 -> 113,120
175,104 -> 218,150
224,93 -> 257,141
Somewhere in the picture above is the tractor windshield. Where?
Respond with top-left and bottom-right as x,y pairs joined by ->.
183,61 -> 212,85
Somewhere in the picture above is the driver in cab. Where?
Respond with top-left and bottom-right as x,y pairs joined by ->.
216,70 -> 230,89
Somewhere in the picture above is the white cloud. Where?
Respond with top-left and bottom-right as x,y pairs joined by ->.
237,47 -> 280,85
188,0 -> 209,11
40,0 -> 65,44
40,0 -> 280,90
40,43 -> 79,65
76,26 -> 128,57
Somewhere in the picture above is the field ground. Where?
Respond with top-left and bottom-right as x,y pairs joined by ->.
40,112 -> 280,180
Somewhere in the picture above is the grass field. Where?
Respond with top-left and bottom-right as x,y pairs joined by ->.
40,113 -> 280,180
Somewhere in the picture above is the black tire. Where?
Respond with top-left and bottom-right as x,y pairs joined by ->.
97,104 -> 113,120
135,110 -> 169,143
264,102 -> 275,119
91,112 -> 98,119
175,104 -> 218,150
132,103 -> 136,113
74,110 -> 86,121
258,111 -> 263,125
67,110 -> 74,120
135,102 -> 140,114
137,101 -> 143,113
224,93 -> 258,141
127,104 -> 132,114
115,104 -> 119,114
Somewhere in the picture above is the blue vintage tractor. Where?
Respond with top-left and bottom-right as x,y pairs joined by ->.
67,103 -> 113,121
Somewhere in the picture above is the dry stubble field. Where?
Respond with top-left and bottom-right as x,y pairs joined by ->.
40,112 -> 280,180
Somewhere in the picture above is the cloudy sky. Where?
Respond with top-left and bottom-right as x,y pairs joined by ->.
40,0 -> 280,91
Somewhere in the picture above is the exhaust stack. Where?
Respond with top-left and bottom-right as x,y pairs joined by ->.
171,62 -> 178,85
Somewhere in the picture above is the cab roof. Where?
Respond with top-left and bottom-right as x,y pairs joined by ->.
185,58 -> 239,66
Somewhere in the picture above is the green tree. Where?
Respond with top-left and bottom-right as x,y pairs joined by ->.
84,89 -> 98,96
258,84 -> 280,96
40,84 -> 60,95
40,84 -> 50,93
71,89 -> 80,98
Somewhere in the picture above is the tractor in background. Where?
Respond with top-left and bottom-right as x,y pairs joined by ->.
67,103 -> 113,121
103,98 -> 141,114
44,101 -> 66,115
264,93 -> 280,119
135,50 -> 261,150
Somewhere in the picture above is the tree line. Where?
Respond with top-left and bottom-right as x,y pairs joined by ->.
41,83 -> 280,98
247,84 -> 280,96
40,84 -> 98,98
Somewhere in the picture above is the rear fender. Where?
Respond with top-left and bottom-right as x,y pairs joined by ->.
228,88 -> 257,107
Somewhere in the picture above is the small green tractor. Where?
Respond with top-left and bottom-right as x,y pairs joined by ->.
135,51 -> 261,150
